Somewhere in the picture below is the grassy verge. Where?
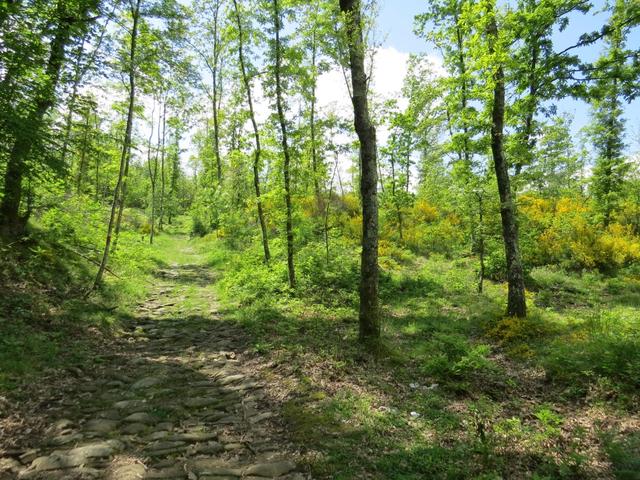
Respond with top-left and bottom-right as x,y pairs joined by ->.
193,233 -> 640,479
0,205 -> 189,393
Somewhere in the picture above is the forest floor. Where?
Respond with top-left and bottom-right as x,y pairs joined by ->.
2,228 -> 640,479
0,236 -> 305,480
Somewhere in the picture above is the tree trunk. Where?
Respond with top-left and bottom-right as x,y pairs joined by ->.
76,107 -> 91,194
233,0 -> 270,263
93,0 -> 140,289
147,99 -> 158,245
488,14 -> 526,318
273,0 -> 296,289
158,98 -> 167,230
309,26 -> 322,213
212,0 -> 222,184
340,0 -> 380,343
476,191 -> 485,293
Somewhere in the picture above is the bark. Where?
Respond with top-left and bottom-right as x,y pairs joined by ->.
340,0 -> 380,343
93,0 -> 140,289
390,155 -> 403,241
158,98 -> 167,230
516,35 -> 539,177
212,0 -> 222,184
146,99 -> 158,244
488,15 -> 526,318
272,0 -> 296,289
76,107 -> 91,194
309,25 -> 322,212
232,0 -> 270,262
476,191 -> 485,293
324,152 -> 339,265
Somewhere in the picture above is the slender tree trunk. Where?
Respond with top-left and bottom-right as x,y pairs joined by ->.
390,155 -> 403,241
93,0 -> 140,289
309,27 -> 322,212
212,1 -> 222,184
0,1 -> 79,236
476,191 -> 485,293
233,0 -> 270,262
158,98 -> 167,230
488,14 -> 526,318
76,107 -> 91,194
325,152 -> 339,264
340,0 -> 380,343
146,99 -> 157,244
61,33 -> 88,174
273,0 -> 296,288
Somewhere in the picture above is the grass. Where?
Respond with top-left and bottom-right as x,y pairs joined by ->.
193,233 -> 640,479
3,208 -> 639,478
0,210 -> 192,392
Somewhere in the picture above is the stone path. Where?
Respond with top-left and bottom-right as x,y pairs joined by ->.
1,254 -> 305,480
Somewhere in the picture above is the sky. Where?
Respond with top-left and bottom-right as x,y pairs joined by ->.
343,0 -> 640,152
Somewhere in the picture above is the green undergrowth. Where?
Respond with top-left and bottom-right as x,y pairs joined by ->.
194,232 -> 640,479
0,197 -> 188,392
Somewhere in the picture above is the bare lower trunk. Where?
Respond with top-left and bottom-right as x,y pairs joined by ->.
340,0 -> 380,343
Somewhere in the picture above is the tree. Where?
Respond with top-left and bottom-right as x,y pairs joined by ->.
232,0 -> 271,263
588,0 -> 638,224
0,0 -> 101,236
484,1 -> 527,318
93,0 -> 141,289
339,0 -> 380,343
271,0 -> 296,289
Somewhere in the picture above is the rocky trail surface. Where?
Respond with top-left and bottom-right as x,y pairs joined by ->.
0,246 -> 305,480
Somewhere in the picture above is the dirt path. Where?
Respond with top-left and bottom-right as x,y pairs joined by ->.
0,245 -> 304,480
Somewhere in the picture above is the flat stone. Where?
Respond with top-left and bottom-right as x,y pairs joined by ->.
144,440 -> 187,456
145,466 -> 187,479
148,431 -> 170,441
131,377 -> 162,389
124,412 -> 156,424
224,443 -> 244,451
187,442 -> 224,455
243,461 -> 296,478
85,419 -> 119,433
51,419 -> 74,431
70,439 -> 124,459
189,459 -> 242,477
48,433 -> 83,446
184,397 -> 219,408
108,463 -> 146,479
0,457 -> 22,472
218,374 -> 245,386
170,432 -> 217,442
121,422 -> 148,434
19,450 -> 40,464
114,399 -> 147,410
98,409 -> 122,420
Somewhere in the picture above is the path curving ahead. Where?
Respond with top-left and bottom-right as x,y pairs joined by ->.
1,245 -> 305,480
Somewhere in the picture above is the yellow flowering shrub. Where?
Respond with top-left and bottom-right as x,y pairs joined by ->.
520,194 -> 640,270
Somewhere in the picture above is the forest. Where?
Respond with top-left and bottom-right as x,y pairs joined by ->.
1,0 -> 640,478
